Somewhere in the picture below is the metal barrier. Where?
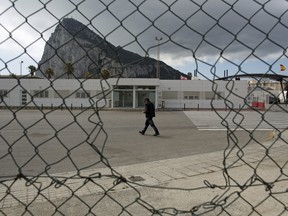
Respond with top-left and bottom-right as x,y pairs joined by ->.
1,0 -> 288,215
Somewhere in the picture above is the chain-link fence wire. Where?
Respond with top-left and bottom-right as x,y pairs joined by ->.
1,0 -> 288,215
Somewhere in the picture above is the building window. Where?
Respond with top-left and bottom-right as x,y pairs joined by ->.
76,91 -> 90,98
215,92 -> 224,100
0,90 -> 8,98
33,90 -> 49,98
184,95 -> 199,100
95,90 -> 111,99
136,86 -> 155,90
54,90 -> 70,98
205,91 -> 224,100
115,86 -> 133,90
162,91 -> 178,99
183,91 -> 200,100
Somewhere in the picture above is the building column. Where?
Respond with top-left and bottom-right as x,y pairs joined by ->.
156,87 -> 159,109
111,89 -> 114,108
133,85 -> 136,108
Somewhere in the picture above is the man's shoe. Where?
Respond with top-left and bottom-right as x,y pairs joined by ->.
153,133 -> 160,136
139,131 -> 144,135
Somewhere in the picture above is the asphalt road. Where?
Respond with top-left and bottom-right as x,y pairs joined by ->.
0,109 -> 272,179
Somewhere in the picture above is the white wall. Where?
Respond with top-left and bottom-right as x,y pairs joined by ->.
0,78 -> 111,108
158,80 -> 248,109
0,77 -> 247,110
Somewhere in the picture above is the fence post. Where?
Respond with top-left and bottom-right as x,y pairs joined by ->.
197,104 -> 199,111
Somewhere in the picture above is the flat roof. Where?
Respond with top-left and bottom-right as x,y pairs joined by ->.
217,73 -> 288,81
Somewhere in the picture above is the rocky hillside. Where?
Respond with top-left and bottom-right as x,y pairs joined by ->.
36,18 -> 187,79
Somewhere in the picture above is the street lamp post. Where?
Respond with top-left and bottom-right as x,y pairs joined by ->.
20,61 -> 23,76
155,37 -> 162,79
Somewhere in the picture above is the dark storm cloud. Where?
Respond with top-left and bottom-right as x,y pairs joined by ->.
81,0 -> 288,64
1,0 -> 288,73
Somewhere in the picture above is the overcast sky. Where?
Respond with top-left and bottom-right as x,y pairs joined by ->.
1,0 -> 288,79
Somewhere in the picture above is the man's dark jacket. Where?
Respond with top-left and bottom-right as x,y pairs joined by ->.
145,101 -> 155,118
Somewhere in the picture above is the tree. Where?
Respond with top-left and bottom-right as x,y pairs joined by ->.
84,71 -> 93,79
64,62 -> 74,79
45,68 -> 54,79
100,69 -> 110,79
28,65 -> 37,77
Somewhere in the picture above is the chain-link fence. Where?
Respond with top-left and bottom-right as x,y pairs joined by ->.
1,0 -> 288,215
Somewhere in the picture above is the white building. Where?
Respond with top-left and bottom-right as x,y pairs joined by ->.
0,77 -> 248,110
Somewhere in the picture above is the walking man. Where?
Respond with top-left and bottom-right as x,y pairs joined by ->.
139,98 -> 160,136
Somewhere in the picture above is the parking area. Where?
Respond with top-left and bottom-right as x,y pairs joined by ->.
0,109 -> 273,178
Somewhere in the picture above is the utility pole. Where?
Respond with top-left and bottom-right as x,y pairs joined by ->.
155,37 -> 162,79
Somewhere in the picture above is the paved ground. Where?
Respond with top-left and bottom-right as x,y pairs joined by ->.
1,109 -> 288,215
0,110 -> 271,177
